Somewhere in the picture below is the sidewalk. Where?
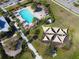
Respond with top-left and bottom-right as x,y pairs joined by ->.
51,0 -> 79,17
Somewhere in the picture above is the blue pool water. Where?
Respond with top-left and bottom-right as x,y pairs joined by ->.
0,20 -> 5,29
19,9 -> 34,24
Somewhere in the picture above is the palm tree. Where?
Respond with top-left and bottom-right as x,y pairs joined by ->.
0,8 -> 5,15
9,21 -> 15,27
8,27 -> 13,32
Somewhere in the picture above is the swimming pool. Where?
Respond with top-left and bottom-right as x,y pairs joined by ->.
19,8 -> 34,24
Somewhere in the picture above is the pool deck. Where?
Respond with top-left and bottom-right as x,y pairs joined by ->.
14,6 -> 34,23
14,5 -> 46,29
14,6 -> 46,22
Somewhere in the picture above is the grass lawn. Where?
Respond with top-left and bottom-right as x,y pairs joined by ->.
3,0 -> 79,59
5,0 -> 32,11
30,1 -> 79,59
18,51 -> 33,59
0,13 -> 3,16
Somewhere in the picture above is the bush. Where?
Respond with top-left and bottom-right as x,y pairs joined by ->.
0,32 -> 6,39
35,29 -> 40,34
73,2 -> 79,7
31,3 -> 36,9
62,42 -> 72,50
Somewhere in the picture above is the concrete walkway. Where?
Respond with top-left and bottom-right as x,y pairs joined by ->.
20,31 -> 42,59
51,0 -> 79,17
13,14 -> 43,59
2,5 -> 43,59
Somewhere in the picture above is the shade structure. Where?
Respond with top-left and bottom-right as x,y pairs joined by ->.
42,36 -> 49,41
57,29 -> 65,35
42,26 -> 49,32
42,26 -> 68,44
53,27 -> 59,33
46,34 -> 54,40
53,36 -> 61,43
58,35 -> 66,43
62,29 -> 68,34
45,28 -> 54,34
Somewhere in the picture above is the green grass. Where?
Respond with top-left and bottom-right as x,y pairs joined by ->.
3,0 -> 79,59
0,13 -> 3,16
28,1 -> 79,59
19,51 -> 33,59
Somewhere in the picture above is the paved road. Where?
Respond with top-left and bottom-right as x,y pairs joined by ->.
0,0 -> 19,8
51,0 -> 79,16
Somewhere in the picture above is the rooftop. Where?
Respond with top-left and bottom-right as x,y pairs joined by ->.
0,16 -> 9,32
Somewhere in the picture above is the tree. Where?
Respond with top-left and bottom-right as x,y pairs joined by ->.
73,2 -> 79,7
9,21 -> 15,27
31,3 -> 36,9
8,27 -> 13,32
0,31 -> 5,39
0,8 -> 4,15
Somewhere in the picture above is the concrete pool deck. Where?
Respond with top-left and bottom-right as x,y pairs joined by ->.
14,6 -> 46,22
14,5 -> 46,30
